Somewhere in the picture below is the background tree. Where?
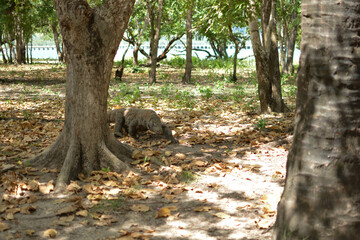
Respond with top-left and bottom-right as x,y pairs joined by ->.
147,0 -> 164,83
30,0 -> 136,190
273,0 -> 360,238
182,0 -> 194,84
277,0 -> 300,74
124,0 -> 149,67
248,0 -> 287,113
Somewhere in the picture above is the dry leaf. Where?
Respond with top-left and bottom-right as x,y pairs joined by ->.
60,215 -> 75,222
213,212 -> 230,219
175,153 -> 186,160
130,204 -> 150,212
194,206 -> 212,212
26,229 -> 35,236
43,228 -> 58,238
256,219 -> 272,229
56,205 -> 78,215
76,210 -> 88,217
164,151 -> 173,157
28,180 -> 39,191
0,222 -> 10,232
20,205 -> 37,214
155,207 -> 171,218
39,180 -> 54,194
191,159 -> 208,167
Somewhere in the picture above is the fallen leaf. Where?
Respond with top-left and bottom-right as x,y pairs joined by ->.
256,219 -> 272,229
130,204 -> 150,212
20,205 -> 37,214
56,205 -> 78,215
39,180 -> 54,194
43,228 -> 58,238
164,151 -> 173,157
175,153 -> 186,160
213,212 -> 230,219
60,215 -> 75,222
155,207 -> 172,218
0,222 -> 10,232
26,229 -> 35,236
194,206 -> 212,212
76,210 -> 88,217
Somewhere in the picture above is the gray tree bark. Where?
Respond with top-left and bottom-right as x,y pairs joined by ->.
273,0 -> 360,239
29,0 -> 136,190
147,0 -> 164,84
248,0 -> 287,113
182,0 -> 193,84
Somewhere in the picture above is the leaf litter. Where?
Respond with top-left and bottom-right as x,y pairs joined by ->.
0,64 -> 294,239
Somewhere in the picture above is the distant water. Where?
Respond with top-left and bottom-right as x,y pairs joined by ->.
1,41 -> 300,63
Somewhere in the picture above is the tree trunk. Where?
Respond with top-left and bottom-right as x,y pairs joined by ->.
183,1 -> 193,84
148,0 -> 164,84
284,23 -> 297,74
29,0 -> 135,190
15,30 -> 26,64
51,20 -> 64,63
248,0 -> 287,113
273,0 -> 360,239
228,24 -> 239,82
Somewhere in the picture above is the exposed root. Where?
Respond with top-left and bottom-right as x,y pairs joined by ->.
27,132 -> 67,169
55,138 -> 82,192
99,141 -> 129,172
27,130 -> 134,191
107,134 -> 133,160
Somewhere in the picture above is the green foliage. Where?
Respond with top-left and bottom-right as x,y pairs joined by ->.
198,85 -> 213,99
174,90 -> 195,109
255,118 -> 267,130
110,83 -> 142,105
160,83 -> 175,98
180,170 -> 198,183
231,84 -> 245,102
163,56 -> 186,68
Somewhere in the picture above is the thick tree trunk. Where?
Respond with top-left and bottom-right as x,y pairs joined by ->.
183,1 -> 193,84
273,0 -> 360,239
148,0 -> 164,84
15,30 -> 26,64
29,0 -> 135,190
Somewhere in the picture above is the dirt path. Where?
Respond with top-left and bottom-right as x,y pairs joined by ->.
0,135 -> 289,240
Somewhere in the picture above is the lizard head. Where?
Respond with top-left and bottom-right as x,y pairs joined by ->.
148,116 -> 163,134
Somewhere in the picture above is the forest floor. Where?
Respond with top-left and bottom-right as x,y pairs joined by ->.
0,64 -> 295,240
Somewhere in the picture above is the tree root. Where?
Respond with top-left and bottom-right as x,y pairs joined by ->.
28,131 -> 133,192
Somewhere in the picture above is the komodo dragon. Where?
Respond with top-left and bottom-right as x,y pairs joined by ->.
107,108 -> 178,143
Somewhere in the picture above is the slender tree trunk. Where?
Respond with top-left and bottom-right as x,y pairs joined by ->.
273,0 -> 360,239
183,1 -> 193,84
0,36 -> 8,63
228,25 -> 239,82
148,0 -> 164,84
29,0 -> 136,190
51,20 -> 64,63
248,2 -> 271,113
284,24 -> 297,74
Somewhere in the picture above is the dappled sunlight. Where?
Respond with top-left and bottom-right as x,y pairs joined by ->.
0,64 -> 294,239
